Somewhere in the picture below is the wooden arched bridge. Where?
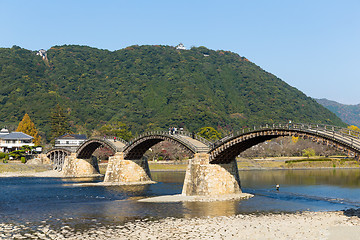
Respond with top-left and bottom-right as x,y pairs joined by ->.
47,123 -> 360,171
210,123 -> 360,163
46,123 -> 360,196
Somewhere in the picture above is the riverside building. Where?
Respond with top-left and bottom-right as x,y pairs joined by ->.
0,128 -> 34,152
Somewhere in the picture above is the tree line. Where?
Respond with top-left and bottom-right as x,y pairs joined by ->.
12,110 -> 357,161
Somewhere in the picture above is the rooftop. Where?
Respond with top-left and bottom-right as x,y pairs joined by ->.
0,132 -> 34,140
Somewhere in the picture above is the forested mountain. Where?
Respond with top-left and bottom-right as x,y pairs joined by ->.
316,98 -> 360,127
0,45 -> 345,142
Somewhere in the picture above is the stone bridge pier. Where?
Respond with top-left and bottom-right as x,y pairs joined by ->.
62,153 -> 100,177
182,153 -> 242,196
104,152 -> 153,184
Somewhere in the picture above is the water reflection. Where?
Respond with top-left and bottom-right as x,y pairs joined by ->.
72,199 -> 146,226
151,171 -> 185,183
60,176 -> 103,184
240,169 -> 360,188
103,185 -> 151,195
183,200 -> 237,218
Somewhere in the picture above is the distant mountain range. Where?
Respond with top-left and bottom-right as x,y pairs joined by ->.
315,98 -> 360,127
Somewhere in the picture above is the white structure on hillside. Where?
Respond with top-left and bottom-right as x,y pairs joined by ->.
0,128 -> 9,136
176,43 -> 186,50
36,49 -> 47,60
54,133 -> 87,151
0,131 -> 34,152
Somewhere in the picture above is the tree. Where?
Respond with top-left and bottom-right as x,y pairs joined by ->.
144,141 -> 191,161
16,113 -> 41,145
98,122 -> 132,141
197,127 -> 221,141
347,125 -> 360,137
50,104 -> 72,141
348,125 -> 360,131
9,149 -> 26,160
302,148 -> 315,158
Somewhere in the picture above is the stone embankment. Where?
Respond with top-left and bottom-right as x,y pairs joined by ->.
1,210 -> 360,239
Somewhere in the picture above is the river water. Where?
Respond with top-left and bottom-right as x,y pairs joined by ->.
1,169 -> 360,232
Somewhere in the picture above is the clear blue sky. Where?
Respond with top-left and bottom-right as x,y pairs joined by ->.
1,0 -> 359,104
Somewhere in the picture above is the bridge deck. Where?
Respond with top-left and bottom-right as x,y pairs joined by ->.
176,135 -> 210,152
106,139 -> 127,151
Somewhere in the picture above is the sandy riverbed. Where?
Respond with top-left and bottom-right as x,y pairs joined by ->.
0,170 -> 64,178
1,210 -> 360,239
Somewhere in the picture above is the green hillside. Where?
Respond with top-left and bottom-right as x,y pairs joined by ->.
0,45 -> 345,142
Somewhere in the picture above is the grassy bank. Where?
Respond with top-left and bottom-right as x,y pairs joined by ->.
146,156 -> 360,171
2,156 -> 359,175
237,156 -> 360,169
148,162 -> 188,171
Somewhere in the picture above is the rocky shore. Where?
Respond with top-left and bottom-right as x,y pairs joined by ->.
138,193 -> 253,202
1,210 -> 359,239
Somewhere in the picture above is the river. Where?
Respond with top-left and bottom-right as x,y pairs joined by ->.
1,169 -> 360,233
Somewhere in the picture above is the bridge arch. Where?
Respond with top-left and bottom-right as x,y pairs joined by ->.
123,132 -> 210,160
76,138 -> 122,159
46,148 -> 73,171
210,124 -> 360,164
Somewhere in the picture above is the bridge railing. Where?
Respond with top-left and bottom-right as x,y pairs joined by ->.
128,131 -> 211,153
215,123 -> 360,149
289,123 -> 360,140
176,130 -> 214,147
104,136 -> 129,146
296,123 -> 360,150
80,137 -> 121,152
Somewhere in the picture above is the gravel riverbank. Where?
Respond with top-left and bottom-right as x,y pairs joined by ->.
1,211 -> 360,239
0,170 -> 64,178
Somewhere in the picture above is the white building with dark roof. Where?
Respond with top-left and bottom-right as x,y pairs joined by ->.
0,131 -> 34,152
54,133 -> 87,151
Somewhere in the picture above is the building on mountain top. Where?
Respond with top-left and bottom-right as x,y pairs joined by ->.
36,49 -> 47,60
176,43 -> 186,50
